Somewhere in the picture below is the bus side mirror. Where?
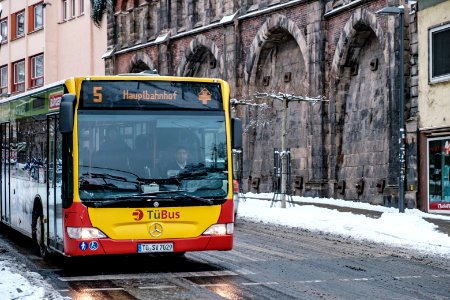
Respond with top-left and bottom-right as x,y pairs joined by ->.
59,94 -> 76,133
231,118 -> 242,149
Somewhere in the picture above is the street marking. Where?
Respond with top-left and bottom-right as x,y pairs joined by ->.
296,280 -> 325,283
180,270 -> 238,277
235,268 -> 256,275
198,283 -> 229,287
81,287 -> 124,291
234,241 -> 300,260
190,252 -> 224,264
394,275 -> 422,280
430,274 -> 450,278
242,282 -> 279,286
228,249 -> 264,262
295,277 -> 376,284
139,285 -> 178,290
59,270 -> 239,282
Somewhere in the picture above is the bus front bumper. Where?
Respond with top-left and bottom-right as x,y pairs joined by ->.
63,234 -> 233,256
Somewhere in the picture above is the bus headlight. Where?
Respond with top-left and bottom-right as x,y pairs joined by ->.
202,223 -> 234,235
67,227 -> 107,239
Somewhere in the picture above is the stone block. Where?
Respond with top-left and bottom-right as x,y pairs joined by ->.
410,86 -> 418,97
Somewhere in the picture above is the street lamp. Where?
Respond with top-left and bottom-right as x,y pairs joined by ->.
376,5 -> 405,213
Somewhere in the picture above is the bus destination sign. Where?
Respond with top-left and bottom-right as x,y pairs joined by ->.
80,80 -> 223,110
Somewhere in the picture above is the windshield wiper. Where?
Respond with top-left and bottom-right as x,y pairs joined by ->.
79,181 -> 120,191
83,197 -> 157,208
172,193 -> 213,205
176,163 -> 208,179
82,190 -> 187,207
139,190 -> 213,205
80,172 -> 136,183
83,190 -> 214,207
79,165 -> 138,182
90,190 -> 186,206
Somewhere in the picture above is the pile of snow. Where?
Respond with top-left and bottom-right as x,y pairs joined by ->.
239,193 -> 450,256
0,260 -> 46,299
0,258 -> 64,300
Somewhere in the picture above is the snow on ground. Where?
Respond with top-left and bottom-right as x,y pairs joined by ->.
239,193 -> 450,257
1,193 -> 450,299
0,258 -> 64,300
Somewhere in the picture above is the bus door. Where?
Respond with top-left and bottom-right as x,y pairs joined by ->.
1,122 -> 10,225
47,116 -> 64,251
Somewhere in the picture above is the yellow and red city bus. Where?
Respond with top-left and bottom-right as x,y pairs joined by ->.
0,75 -> 242,257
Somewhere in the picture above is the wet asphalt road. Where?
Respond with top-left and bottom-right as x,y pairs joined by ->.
1,220 -> 450,300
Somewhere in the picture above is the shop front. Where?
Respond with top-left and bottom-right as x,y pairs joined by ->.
426,136 -> 450,214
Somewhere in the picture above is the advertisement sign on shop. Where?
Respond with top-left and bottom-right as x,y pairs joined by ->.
428,138 -> 450,213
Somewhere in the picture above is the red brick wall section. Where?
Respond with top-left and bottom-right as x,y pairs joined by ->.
326,0 -> 387,80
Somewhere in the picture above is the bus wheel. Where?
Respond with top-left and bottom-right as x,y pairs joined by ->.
32,212 -> 48,259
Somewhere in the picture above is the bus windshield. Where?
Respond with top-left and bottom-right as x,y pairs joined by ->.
77,110 -> 228,206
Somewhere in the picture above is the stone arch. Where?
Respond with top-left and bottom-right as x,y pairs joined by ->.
177,35 -> 224,78
329,8 -> 387,85
328,8 -> 392,204
128,52 -> 154,73
243,13 -> 311,195
244,13 -> 309,89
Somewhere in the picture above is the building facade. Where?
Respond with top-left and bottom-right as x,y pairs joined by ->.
417,0 -> 450,214
0,0 -> 106,97
104,0 -> 425,210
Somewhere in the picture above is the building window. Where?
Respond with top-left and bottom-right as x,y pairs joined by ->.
71,0 -> 76,18
30,54 -> 44,88
12,10 -> 25,39
29,2 -> 44,32
0,66 -> 8,95
62,0 -> 68,21
0,19 -> 7,43
79,0 -> 85,15
428,137 -> 450,213
12,60 -> 25,93
429,24 -> 450,83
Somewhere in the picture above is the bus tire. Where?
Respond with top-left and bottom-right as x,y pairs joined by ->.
32,209 -> 48,259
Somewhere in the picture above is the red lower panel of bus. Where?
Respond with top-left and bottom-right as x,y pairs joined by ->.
62,201 -> 234,256
63,235 -> 233,256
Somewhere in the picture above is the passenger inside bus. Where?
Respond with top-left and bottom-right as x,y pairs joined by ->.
130,134 -> 153,178
93,127 -> 131,172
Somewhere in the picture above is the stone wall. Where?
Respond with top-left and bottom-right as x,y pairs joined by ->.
104,0 -> 419,208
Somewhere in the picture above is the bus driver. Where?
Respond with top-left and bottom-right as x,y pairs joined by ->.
163,146 -> 190,177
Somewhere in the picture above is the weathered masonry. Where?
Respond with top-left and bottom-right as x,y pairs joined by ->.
104,0 -> 419,209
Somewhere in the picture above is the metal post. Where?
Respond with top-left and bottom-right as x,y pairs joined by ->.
398,10 -> 405,213
280,98 -> 288,208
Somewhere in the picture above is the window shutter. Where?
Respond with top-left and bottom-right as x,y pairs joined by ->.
28,56 -> 32,88
11,13 -> 16,39
28,5 -> 34,33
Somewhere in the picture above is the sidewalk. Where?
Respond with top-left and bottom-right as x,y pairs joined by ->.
242,194 -> 450,238
305,201 -> 450,236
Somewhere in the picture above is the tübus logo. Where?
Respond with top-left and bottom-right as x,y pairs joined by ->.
132,209 -> 180,220
148,210 -> 180,220
132,209 -> 144,221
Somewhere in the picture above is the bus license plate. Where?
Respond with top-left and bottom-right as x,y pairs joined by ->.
138,243 -> 174,253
